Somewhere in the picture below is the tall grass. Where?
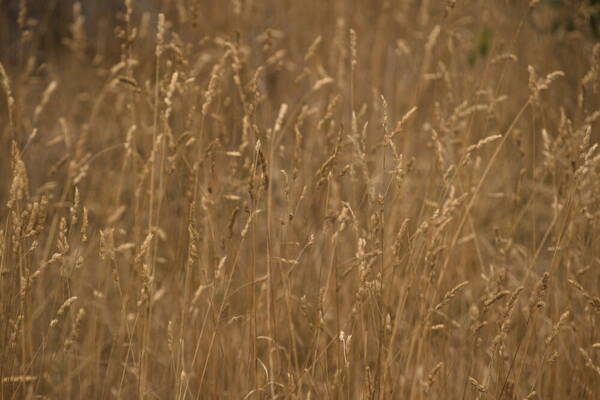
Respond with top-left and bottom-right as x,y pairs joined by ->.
1,0 -> 599,398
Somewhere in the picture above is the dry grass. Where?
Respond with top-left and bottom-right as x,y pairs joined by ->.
1,0 -> 600,398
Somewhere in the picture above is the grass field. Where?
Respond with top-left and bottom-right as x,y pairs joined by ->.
1,0 -> 599,398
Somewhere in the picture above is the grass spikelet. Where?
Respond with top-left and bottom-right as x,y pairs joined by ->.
49,297 -> 78,329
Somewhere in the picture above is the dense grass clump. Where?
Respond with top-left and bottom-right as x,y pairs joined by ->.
1,1 -> 599,398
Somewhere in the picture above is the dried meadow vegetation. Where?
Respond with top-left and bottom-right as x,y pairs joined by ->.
1,0 -> 600,398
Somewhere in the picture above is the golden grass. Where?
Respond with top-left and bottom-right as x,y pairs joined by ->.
1,0 -> 599,398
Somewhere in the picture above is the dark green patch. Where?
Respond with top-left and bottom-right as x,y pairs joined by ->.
467,26 -> 492,67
